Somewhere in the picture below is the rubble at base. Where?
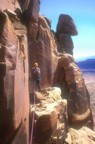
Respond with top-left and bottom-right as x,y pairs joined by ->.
66,126 -> 95,144
30,87 -> 68,144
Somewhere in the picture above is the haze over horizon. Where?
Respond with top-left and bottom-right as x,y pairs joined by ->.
40,0 -> 95,58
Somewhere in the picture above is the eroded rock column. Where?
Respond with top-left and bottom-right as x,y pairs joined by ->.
56,14 -> 78,55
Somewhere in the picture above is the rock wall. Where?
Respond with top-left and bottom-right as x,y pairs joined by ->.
0,0 -> 20,11
28,13 -> 58,90
0,0 -> 58,143
0,4 -> 29,144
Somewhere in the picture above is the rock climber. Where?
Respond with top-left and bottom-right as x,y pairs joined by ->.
32,62 -> 41,92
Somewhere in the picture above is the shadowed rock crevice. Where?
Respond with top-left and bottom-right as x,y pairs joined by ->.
0,12 -> 6,45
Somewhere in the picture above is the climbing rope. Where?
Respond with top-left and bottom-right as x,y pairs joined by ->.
30,81 -> 36,144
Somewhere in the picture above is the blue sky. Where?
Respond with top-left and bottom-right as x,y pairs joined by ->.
40,0 -> 95,58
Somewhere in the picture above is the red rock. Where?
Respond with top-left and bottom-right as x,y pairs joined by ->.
56,14 -> 78,55
28,15 -> 58,90
0,11 -> 29,143
27,0 -> 40,22
56,14 -> 78,36
54,53 -> 93,128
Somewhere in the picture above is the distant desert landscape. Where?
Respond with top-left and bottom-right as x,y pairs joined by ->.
77,57 -> 95,104
82,71 -> 95,128
83,71 -> 95,99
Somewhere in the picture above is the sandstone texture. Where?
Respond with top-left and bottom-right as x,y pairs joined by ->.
0,4 -> 29,144
54,53 -> 93,128
29,14 -> 58,90
0,0 -> 94,144
30,87 -> 68,144
56,14 -> 78,55
66,126 -> 95,144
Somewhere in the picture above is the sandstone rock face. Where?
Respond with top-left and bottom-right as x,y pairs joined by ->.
56,14 -> 78,36
17,0 -> 30,11
0,0 -> 20,11
30,87 -> 68,144
44,16 -> 51,28
27,0 -> 40,22
56,14 -> 78,54
54,53 -> 93,127
0,10 -> 29,143
56,34 -> 74,55
65,126 -> 95,144
29,14 -> 58,91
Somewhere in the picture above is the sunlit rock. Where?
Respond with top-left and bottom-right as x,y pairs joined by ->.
54,53 -> 93,128
65,126 -> 95,144
30,87 -> 68,144
29,14 -> 58,90
0,11 -> 29,144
